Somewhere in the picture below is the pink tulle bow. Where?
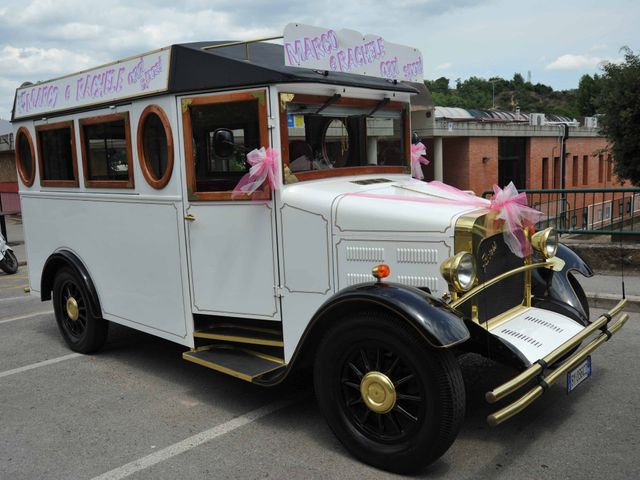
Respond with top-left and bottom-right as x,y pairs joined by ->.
488,182 -> 544,257
232,147 -> 280,197
410,142 -> 430,180
346,180 -> 543,258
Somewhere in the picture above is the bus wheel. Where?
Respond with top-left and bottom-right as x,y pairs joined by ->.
52,268 -> 108,353
313,311 -> 465,473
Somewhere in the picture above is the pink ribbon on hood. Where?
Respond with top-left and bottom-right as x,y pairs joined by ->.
232,147 -> 280,197
410,142 -> 430,180
347,181 -> 544,258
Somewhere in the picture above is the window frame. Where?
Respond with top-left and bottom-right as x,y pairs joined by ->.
35,120 -> 79,188
79,112 -> 135,189
181,90 -> 270,202
15,126 -> 36,187
137,105 -> 174,190
278,93 -> 409,183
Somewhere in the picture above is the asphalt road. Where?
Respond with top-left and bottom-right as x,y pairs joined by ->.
1,267 -> 639,480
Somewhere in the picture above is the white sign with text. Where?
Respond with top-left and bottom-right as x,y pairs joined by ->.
13,48 -> 171,120
283,23 -> 423,82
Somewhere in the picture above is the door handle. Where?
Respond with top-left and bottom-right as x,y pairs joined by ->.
184,214 -> 196,222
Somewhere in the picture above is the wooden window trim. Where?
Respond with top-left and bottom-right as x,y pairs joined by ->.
15,126 -> 36,187
137,105 -> 174,190
35,121 -> 79,188
182,90 -> 270,202
79,112 -> 135,189
279,92 -> 409,184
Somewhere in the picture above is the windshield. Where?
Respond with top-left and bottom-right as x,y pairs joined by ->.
281,94 -> 407,181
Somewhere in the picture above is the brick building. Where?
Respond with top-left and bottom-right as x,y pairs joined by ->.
413,107 -> 614,195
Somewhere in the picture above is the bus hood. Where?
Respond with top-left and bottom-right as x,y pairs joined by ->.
280,174 -> 483,235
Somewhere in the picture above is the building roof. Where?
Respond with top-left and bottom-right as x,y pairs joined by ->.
434,106 -> 575,124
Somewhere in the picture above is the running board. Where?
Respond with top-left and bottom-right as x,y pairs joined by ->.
193,324 -> 284,347
182,345 -> 285,383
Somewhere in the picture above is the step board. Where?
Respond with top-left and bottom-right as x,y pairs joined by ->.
183,346 -> 285,383
193,324 -> 284,347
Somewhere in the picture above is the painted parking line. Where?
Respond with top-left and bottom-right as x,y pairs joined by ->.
0,295 -> 35,303
0,353 -> 81,379
0,309 -> 54,324
91,396 -> 301,480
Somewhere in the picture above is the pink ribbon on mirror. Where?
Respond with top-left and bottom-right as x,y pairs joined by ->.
347,181 -> 543,258
232,147 -> 280,197
410,142 -> 430,180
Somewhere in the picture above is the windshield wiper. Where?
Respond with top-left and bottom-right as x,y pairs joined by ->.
316,93 -> 342,114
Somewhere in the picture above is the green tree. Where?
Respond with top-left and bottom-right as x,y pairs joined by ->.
576,74 -> 602,116
597,47 -> 640,184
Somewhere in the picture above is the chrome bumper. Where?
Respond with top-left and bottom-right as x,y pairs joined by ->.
486,298 -> 629,426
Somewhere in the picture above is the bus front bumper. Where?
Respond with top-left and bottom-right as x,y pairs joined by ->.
485,298 -> 629,426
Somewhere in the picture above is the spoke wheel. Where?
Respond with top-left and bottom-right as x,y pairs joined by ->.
53,268 -> 108,353
314,311 -> 465,473
340,343 -> 425,443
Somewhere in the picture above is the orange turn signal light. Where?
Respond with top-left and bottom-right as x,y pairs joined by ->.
372,264 -> 391,280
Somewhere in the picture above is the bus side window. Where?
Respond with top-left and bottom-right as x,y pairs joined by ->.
182,91 -> 270,201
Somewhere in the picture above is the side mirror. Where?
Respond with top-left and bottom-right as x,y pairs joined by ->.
212,128 -> 235,158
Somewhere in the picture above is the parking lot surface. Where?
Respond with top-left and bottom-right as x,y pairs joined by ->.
1,267 -> 639,479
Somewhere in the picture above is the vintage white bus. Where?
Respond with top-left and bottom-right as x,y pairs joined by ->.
11,24 -> 628,473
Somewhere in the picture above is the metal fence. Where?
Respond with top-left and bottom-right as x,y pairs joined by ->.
481,188 -> 640,235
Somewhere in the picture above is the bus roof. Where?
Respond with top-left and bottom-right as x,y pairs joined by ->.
12,41 -> 417,122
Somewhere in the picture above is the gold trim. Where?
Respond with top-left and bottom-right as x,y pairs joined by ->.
488,311 -> 630,426
486,298 -> 627,404
181,99 -> 192,113
360,371 -> 396,414
450,261 -> 555,309
182,346 -> 285,382
192,331 -> 284,347
236,347 -> 285,365
183,351 -> 253,382
485,304 -> 529,330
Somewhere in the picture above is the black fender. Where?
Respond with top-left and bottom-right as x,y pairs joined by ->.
41,250 -> 102,318
310,282 -> 469,349
254,281 -> 470,387
532,243 -> 593,325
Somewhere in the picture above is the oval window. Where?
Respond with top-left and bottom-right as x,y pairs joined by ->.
15,127 -> 35,187
137,105 -> 174,189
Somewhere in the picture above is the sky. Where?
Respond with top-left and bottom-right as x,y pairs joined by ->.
1,0 -> 638,119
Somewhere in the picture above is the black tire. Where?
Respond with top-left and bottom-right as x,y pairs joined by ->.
0,250 -> 18,274
314,311 -> 465,473
52,267 -> 108,353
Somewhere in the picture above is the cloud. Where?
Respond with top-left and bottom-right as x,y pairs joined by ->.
545,54 -> 604,70
436,62 -> 452,70
0,46 -> 93,79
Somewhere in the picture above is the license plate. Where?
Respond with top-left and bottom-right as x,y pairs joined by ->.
567,356 -> 592,394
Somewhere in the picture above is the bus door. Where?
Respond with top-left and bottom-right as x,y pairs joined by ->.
179,90 -> 280,321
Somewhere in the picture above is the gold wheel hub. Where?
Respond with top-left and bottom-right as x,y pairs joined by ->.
360,371 -> 396,414
66,297 -> 79,321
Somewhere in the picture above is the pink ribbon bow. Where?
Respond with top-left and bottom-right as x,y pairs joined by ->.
347,180 -> 544,258
410,142 -> 430,180
488,182 -> 544,257
232,147 -> 280,197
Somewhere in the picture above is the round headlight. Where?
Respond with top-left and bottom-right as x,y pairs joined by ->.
440,252 -> 477,292
531,227 -> 558,259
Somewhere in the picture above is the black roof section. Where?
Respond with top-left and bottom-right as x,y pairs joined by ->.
168,41 -> 418,94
